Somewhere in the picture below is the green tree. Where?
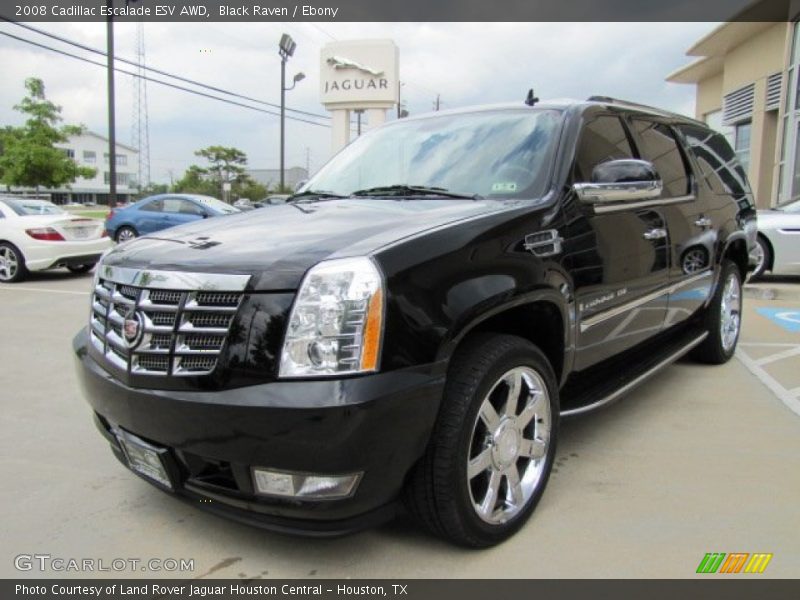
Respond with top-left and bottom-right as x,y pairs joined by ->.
0,78 -> 96,191
172,164 -> 217,196
173,145 -> 267,202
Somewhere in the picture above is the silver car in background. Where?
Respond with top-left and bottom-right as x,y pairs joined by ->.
751,199 -> 800,278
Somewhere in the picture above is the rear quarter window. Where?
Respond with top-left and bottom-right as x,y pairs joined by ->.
675,123 -> 752,197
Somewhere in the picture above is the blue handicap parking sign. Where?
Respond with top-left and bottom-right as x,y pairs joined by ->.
756,308 -> 800,333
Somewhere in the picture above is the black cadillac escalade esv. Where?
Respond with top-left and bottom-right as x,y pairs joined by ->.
74,97 -> 756,547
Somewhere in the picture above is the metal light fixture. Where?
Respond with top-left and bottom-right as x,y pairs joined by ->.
278,34 -> 302,191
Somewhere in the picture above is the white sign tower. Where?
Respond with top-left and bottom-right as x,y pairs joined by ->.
320,40 -> 399,152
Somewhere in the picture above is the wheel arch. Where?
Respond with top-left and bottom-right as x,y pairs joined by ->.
720,233 -> 749,283
438,291 -> 572,385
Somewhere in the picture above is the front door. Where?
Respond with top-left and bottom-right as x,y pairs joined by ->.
564,112 -> 669,370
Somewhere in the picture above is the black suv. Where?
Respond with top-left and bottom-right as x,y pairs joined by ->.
74,97 -> 756,547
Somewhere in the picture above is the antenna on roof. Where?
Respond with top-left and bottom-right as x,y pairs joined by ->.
524,89 -> 539,107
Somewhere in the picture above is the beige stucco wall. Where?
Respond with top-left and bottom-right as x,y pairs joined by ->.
696,72 -> 723,120
721,23 -> 787,94
689,23 -> 790,207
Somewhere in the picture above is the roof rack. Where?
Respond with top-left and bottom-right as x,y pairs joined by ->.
585,95 -> 704,124
586,95 -> 661,110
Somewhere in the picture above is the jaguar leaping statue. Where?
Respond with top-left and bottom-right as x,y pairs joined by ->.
326,56 -> 384,77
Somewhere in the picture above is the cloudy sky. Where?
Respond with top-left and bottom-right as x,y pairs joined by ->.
0,21 -> 717,184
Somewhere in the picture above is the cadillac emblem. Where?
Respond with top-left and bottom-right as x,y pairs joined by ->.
122,308 -> 144,349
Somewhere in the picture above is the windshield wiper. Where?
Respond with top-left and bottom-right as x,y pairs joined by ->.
287,189 -> 347,202
350,184 -> 481,200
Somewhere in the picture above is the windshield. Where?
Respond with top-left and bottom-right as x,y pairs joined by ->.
303,109 -> 563,199
189,195 -> 240,214
3,199 -> 66,216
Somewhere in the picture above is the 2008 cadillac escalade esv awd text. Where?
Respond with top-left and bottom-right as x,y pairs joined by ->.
74,97 -> 756,547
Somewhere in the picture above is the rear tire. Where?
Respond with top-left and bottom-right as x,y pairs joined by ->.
691,260 -> 742,364
404,334 -> 558,547
67,263 -> 96,274
0,242 -> 27,283
115,226 -> 138,243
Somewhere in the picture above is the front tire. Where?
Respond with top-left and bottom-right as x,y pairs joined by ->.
0,242 -> 27,283
691,260 -> 742,364
405,334 -> 558,547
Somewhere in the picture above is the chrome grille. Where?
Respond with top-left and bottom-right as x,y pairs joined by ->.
89,269 -> 247,377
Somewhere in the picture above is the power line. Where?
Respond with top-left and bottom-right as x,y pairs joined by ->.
0,30 -> 331,129
4,20 -> 331,121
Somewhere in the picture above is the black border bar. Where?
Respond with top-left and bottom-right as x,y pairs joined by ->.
0,0 -> 795,23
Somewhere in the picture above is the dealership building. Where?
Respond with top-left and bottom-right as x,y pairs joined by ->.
667,21 -> 800,209
50,131 -> 140,205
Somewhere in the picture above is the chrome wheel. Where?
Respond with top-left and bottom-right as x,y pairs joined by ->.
116,227 -> 136,243
467,366 -> 552,525
720,272 -> 741,352
0,246 -> 19,282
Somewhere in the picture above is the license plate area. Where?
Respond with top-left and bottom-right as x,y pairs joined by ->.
115,430 -> 174,490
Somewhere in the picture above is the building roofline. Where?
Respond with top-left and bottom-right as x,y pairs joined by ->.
666,55 -> 724,84
70,130 -> 139,153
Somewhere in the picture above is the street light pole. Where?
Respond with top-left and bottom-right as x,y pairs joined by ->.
278,34 -> 302,192
280,55 -> 285,191
106,3 -> 117,207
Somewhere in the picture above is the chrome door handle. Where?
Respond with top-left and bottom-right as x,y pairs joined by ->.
643,228 -> 667,240
694,216 -> 712,228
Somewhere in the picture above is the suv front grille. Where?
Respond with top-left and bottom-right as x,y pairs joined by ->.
89,270 -> 248,377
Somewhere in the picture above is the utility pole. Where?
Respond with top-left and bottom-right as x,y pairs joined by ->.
397,80 -> 403,118
106,4 -> 117,207
355,109 -> 364,136
434,94 -> 441,111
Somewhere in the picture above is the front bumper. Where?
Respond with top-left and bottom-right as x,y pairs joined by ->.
73,328 -> 445,536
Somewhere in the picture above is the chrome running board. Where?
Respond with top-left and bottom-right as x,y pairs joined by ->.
560,331 -> 708,417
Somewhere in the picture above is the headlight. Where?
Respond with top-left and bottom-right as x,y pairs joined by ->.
279,256 -> 384,378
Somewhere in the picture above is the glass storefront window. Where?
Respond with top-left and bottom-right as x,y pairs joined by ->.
734,122 -> 752,175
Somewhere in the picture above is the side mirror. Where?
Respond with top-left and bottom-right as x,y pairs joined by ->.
573,159 -> 663,205
294,179 -> 308,192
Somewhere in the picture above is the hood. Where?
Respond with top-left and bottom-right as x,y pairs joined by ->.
101,198 -> 508,290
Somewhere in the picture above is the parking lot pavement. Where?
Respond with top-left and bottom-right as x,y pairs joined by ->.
1,271 -> 799,579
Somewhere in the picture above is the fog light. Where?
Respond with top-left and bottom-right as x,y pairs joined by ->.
252,468 -> 361,500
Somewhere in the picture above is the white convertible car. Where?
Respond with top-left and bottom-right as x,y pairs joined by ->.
0,198 -> 111,283
751,199 -> 800,279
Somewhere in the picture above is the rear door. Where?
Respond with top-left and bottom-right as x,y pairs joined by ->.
136,198 -> 166,234
567,111 -> 670,370
627,118 -> 715,326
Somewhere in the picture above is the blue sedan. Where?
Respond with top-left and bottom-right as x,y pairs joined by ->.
105,194 -> 240,242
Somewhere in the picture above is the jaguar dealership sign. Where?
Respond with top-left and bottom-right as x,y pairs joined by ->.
320,40 -> 399,150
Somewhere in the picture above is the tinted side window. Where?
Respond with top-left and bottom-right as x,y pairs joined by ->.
140,199 -> 163,212
574,115 -> 634,182
630,119 -> 690,197
676,123 -> 752,197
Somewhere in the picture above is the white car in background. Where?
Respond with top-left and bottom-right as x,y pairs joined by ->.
750,199 -> 800,279
0,198 -> 111,283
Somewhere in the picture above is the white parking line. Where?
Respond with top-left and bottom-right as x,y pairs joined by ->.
736,347 -> 800,418
0,286 -> 87,296
754,345 -> 800,366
